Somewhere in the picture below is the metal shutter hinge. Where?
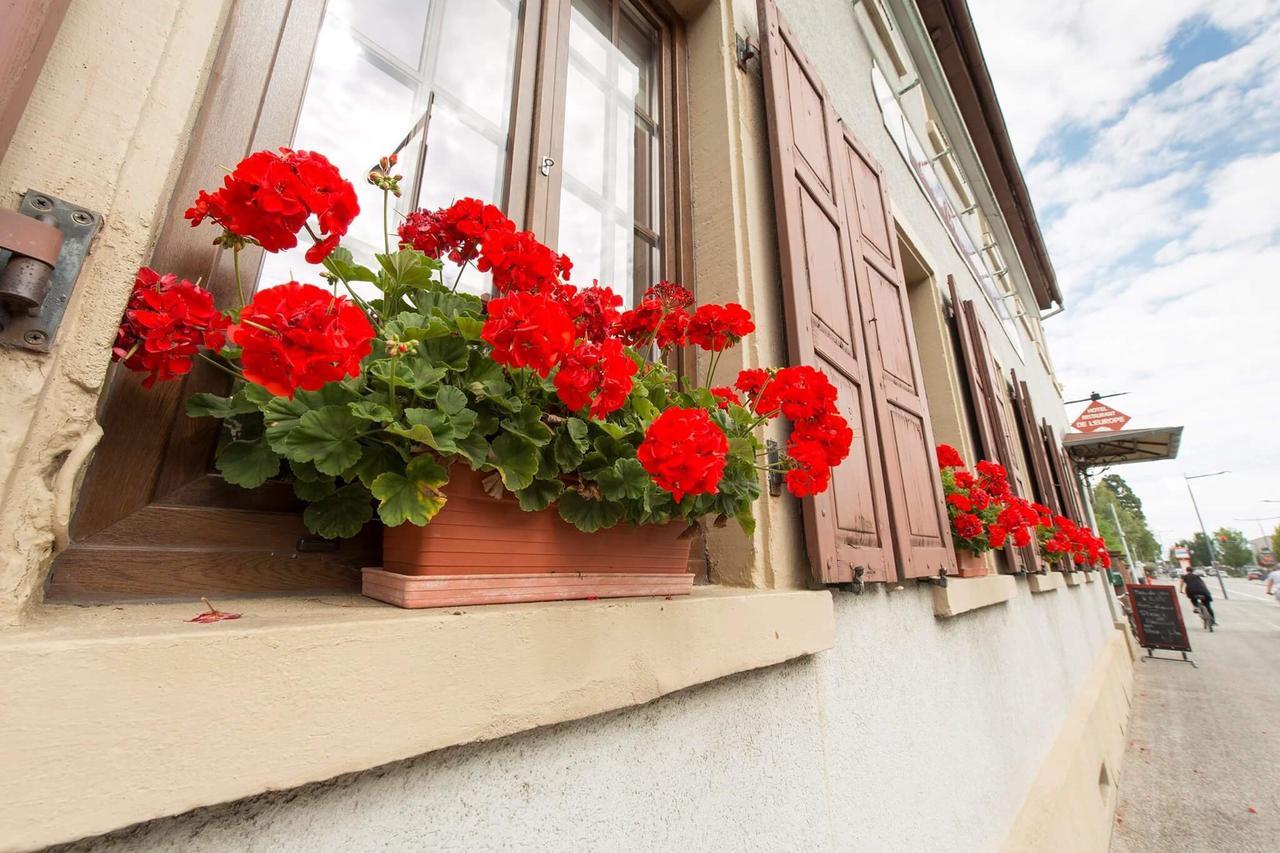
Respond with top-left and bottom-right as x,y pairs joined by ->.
736,33 -> 760,71
0,190 -> 102,352
839,566 -> 866,595
920,567 -> 948,588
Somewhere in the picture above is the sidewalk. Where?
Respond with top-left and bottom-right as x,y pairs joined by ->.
1110,581 -> 1280,852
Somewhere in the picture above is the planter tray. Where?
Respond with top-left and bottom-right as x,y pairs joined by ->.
362,568 -> 695,609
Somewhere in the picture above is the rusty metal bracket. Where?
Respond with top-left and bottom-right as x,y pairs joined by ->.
765,439 -> 783,496
919,567 -> 949,588
736,33 -> 760,71
0,190 -> 102,352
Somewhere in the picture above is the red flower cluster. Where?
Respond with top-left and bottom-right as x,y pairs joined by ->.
481,292 -> 575,377
565,284 -> 623,343
733,366 -> 852,498
229,282 -> 374,397
399,199 -> 572,296
553,339 -> 638,418
113,267 -> 228,387
686,303 -> 754,351
185,148 -> 358,263
637,407 -> 729,502
936,444 -> 1110,567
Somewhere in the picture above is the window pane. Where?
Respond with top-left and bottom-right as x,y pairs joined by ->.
256,0 -> 522,297
556,0 -> 661,307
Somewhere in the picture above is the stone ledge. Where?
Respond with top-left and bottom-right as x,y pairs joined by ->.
1027,572 -> 1065,594
0,587 -> 835,851
932,574 -> 1017,618
1064,572 -> 1084,587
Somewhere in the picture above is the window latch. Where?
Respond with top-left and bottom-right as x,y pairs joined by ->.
539,156 -> 555,177
0,190 -> 102,352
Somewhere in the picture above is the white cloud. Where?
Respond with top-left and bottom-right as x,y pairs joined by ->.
970,0 -> 1280,547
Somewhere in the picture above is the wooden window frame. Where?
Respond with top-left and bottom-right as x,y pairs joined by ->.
51,0 -> 692,602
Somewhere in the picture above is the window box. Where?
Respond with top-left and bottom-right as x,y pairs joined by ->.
364,468 -> 694,608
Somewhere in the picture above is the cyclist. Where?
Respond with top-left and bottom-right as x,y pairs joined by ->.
1180,567 -> 1216,626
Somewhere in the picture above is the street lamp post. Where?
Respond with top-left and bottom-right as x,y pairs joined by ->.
1185,472 -> 1229,599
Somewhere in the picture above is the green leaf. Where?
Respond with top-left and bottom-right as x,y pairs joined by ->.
515,478 -> 564,512
351,442 -> 402,489
455,315 -> 485,341
242,383 -> 275,406
502,405 -> 553,447
289,459 -> 325,482
596,458 -> 650,501
281,406 -> 363,475
376,248 -> 440,290
420,337 -> 469,371
735,507 -> 757,536
262,383 -> 360,452
215,438 -> 280,488
415,290 -> 483,320
453,431 -> 490,468
326,247 -> 380,283
557,491 -> 623,533
303,483 -> 374,539
436,385 -> 468,415
554,429 -> 586,470
450,408 -> 478,440
371,455 -> 449,527
350,400 -> 395,423
631,396 -> 659,422
186,390 -> 258,419
294,477 -> 338,502
388,407 -> 456,453
596,420 -> 628,440
490,432 -> 539,491
565,417 -> 590,450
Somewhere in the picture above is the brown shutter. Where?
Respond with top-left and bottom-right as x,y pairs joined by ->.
1011,374 -> 1059,514
837,124 -> 955,579
757,0 -> 895,583
0,0 -> 70,161
1044,424 -> 1085,525
946,276 -> 999,461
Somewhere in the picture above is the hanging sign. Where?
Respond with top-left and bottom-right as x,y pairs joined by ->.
1072,400 -> 1131,432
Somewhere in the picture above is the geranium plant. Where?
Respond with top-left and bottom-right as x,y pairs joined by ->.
111,148 -> 854,540
934,444 -> 1109,569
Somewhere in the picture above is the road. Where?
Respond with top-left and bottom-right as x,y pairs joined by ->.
1110,577 -> 1280,852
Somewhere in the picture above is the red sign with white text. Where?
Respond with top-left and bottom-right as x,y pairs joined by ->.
1072,400 -> 1131,433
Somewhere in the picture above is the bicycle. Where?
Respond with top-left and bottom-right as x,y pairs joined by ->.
1193,598 -> 1215,631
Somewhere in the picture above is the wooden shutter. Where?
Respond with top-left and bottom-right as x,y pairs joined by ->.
946,276 -> 999,461
0,0 -> 70,161
1044,424 -> 1085,525
836,129 -> 957,581
757,0 -> 895,583
947,279 -> 1035,572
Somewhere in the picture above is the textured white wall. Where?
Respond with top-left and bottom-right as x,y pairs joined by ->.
63,582 -> 1113,853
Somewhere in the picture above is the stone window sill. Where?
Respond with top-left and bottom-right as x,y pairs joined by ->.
931,574 -> 1016,618
1027,572 -> 1065,593
1064,572 -> 1084,587
0,587 -> 834,851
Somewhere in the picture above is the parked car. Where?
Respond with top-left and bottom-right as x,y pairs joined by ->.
1248,569 -> 1265,581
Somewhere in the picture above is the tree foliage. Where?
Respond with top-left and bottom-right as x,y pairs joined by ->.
1092,480 -> 1159,562
1174,534 -> 1212,567
1214,526 -> 1255,568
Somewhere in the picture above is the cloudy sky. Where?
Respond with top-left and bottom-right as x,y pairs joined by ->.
969,0 -> 1280,553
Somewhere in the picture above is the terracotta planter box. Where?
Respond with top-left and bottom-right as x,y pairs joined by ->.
362,467 -> 694,608
955,550 -> 988,578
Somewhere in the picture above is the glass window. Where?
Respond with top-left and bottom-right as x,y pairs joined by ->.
555,0 -> 663,307
258,0 -> 522,295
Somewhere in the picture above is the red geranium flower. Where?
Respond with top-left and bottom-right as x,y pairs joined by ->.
734,367 -> 771,397
655,308 -> 691,349
710,386 -> 739,410
791,412 -> 853,466
397,198 -> 513,264
614,299 -> 664,347
936,444 -> 965,469
185,148 -> 357,262
644,280 -> 694,310
566,283 -> 623,343
113,267 -> 228,388
686,303 -> 754,351
946,493 -> 972,512
954,512 -> 984,539
479,228 -> 572,296
637,407 -> 729,502
553,339 -> 638,418
229,282 -> 373,397
1013,526 -> 1032,548
754,365 -> 838,421
785,440 -> 831,498
953,471 -> 975,488
988,523 -> 1009,549
482,292 -> 575,376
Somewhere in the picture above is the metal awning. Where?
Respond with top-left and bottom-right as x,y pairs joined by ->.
1064,426 -> 1183,467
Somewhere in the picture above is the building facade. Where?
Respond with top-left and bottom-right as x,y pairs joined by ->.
0,1 -> 1132,850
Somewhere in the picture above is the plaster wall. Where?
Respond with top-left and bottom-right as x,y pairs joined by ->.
63,581 -> 1119,853
0,0 -> 230,623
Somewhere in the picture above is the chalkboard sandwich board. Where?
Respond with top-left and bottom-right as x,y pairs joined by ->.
1126,584 -> 1191,653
